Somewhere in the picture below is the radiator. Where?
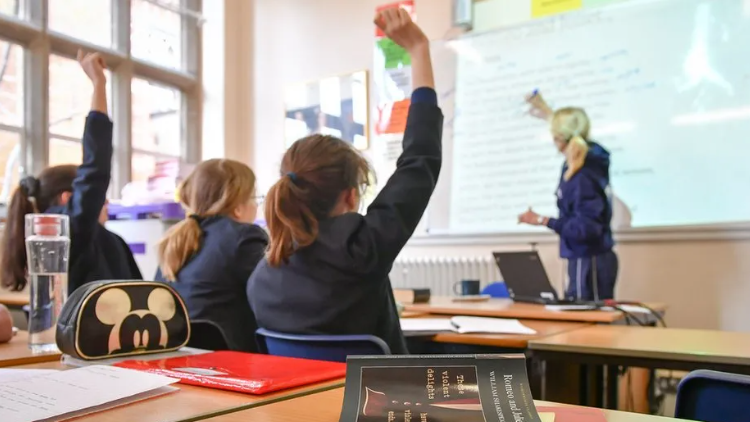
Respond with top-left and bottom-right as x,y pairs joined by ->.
389,257 -> 501,296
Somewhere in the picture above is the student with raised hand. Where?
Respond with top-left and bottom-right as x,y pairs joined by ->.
156,159 -> 267,352
248,8 -> 441,354
1,51 -> 142,294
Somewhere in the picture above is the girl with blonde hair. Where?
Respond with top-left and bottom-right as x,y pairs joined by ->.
518,93 -> 618,301
156,159 -> 267,352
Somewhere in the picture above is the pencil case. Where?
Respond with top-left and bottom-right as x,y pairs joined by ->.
56,280 -> 191,360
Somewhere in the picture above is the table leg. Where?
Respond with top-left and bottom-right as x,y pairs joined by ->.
594,365 -> 604,408
579,365 -> 590,406
606,365 -> 619,409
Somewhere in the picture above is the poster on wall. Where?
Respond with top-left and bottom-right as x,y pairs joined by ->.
284,70 -> 370,150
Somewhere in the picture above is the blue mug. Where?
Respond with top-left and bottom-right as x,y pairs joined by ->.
453,279 -> 481,296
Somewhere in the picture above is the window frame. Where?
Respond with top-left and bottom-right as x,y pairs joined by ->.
0,0 -> 202,200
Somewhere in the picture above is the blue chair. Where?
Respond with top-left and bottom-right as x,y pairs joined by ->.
255,328 -> 390,363
481,282 -> 509,298
675,370 -> 750,422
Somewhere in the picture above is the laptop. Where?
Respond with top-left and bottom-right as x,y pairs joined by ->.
492,251 -> 590,305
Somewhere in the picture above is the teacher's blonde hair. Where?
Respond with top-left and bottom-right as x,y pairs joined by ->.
551,107 -> 590,181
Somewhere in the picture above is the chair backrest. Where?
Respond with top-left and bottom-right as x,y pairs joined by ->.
188,320 -> 229,351
256,328 -> 390,363
481,282 -> 509,298
675,370 -> 750,422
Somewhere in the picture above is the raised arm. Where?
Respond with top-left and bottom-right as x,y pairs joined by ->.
66,51 -> 113,254
359,9 -> 443,266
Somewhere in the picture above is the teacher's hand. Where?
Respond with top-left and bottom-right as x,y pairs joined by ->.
525,91 -> 553,121
518,208 -> 543,226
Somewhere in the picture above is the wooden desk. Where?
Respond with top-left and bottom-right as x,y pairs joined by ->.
0,289 -> 28,307
203,388 -> 684,422
404,297 -> 667,324
529,325 -> 750,410
529,325 -> 750,371
425,319 -> 593,349
0,331 -> 62,367
16,361 -> 344,422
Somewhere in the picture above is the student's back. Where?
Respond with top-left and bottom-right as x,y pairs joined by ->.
1,51 -> 141,294
156,159 -> 267,352
248,9 -> 441,354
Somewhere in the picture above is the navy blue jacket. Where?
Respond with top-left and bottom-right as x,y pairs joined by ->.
248,88 -> 442,354
47,112 -> 142,294
156,217 -> 268,352
547,141 -> 614,259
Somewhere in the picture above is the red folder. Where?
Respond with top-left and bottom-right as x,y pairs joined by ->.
114,351 -> 346,395
536,406 -> 607,422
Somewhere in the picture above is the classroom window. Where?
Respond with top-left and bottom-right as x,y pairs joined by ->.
48,0 -> 112,47
49,55 -> 112,139
131,0 -> 182,70
0,0 -> 202,200
0,0 -> 23,18
131,78 -> 182,156
0,130 -> 20,201
48,137 -> 83,167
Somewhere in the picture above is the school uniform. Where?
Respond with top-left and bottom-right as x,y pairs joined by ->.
156,217 -> 268,352
546,141 -> 618,301
46,111 -> 142,294
248,88 -> 443,354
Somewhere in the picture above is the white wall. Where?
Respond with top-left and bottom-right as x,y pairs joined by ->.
233,0 -> 750,332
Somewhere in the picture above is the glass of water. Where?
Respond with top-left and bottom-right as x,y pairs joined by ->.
25,214 -> 70,353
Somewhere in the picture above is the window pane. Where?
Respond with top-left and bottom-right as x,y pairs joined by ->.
131,0 -> 181,69
0,0 -> 23,18
49,138 -> 82,167
132,78 -> 181,156
0,130 -> 20,202
49,55 -> 111,139
49,0 -> 112,47
0,41 -> 23,127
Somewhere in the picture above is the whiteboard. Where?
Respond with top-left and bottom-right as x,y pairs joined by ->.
375,0 -> 750,237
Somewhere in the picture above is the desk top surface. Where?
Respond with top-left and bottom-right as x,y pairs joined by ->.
15,361 -> 344,422
203,388 -> 683,422
529,325 -> 750,366
0,331 -> 62,367
426,318 -> 593,349
404,297 -> 667,324
0,289 -> 28,307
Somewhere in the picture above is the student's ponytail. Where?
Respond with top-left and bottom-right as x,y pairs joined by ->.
265,175 -> 318,267
550,107 -> 591,181
1,183 -> 38,290
157,159 -> 257,281
265,135 -> 372,267
1,167 -> 77,290
158,217 -> 203,282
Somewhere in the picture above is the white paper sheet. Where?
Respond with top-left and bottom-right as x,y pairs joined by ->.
0,369 -> 59,383
400,318 -> 456,333
0,365 -> 178,422
450,316 -> 537,335
400,317 -> 537,335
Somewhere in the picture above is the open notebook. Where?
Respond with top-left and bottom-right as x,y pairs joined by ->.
400,316 -> 537,335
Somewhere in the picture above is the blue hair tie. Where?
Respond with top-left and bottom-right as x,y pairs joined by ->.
287,172 -> 298,184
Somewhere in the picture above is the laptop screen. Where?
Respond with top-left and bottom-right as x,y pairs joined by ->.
492,251 -> 559,300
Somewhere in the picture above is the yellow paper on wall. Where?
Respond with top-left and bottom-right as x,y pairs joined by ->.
532,0 -> 583,17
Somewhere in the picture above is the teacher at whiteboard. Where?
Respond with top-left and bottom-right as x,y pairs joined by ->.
518,92 -> 618,301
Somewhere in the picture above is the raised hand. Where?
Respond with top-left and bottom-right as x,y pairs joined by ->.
77,49 -> 107,86
374,7 -> 428,54
526,91 -> 553,121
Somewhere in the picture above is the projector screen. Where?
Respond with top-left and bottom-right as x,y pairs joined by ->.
389,0 -> 750,236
